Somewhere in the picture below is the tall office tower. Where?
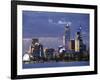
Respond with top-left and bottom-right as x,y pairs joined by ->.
75,32 -> 80,52
31,38 -> 44,58
63,24 -> 70,51
75,27 -> 83,52
32,43 -> 44,58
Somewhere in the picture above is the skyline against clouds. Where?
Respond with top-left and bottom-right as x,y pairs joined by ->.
22,11 -> 89,45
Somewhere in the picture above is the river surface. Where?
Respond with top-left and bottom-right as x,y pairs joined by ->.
23,61 -> 89,69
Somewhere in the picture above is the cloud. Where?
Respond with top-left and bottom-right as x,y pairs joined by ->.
58,20 -> 72,25
48,18 -> 57,25
58,20 -> 66,24
48,18 -> 72,26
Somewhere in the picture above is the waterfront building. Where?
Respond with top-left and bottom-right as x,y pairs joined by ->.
44,48 -> 48,58
75,32 -> 80,52
69,39 -> 75,51
44,48 -> 55,60
31,39 -> 44,58
75,27 -> 83,52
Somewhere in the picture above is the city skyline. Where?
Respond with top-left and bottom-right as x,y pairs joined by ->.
22,11 -> 90,68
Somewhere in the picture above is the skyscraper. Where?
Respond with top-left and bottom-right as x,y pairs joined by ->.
69,39 -> 75,51
75,27 -> 83,52
75,32 -> 80,52
63,24 -> 70,51
31,39 -> 44,58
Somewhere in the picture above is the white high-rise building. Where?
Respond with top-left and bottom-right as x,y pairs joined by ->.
75,27 -> 83,52
63,24 -> 70,51
75,33 -> 80,52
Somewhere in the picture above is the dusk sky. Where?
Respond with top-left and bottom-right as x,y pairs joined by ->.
22,11 -> 89,47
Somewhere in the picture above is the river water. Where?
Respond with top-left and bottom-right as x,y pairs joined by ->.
23,61 -> 89,69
